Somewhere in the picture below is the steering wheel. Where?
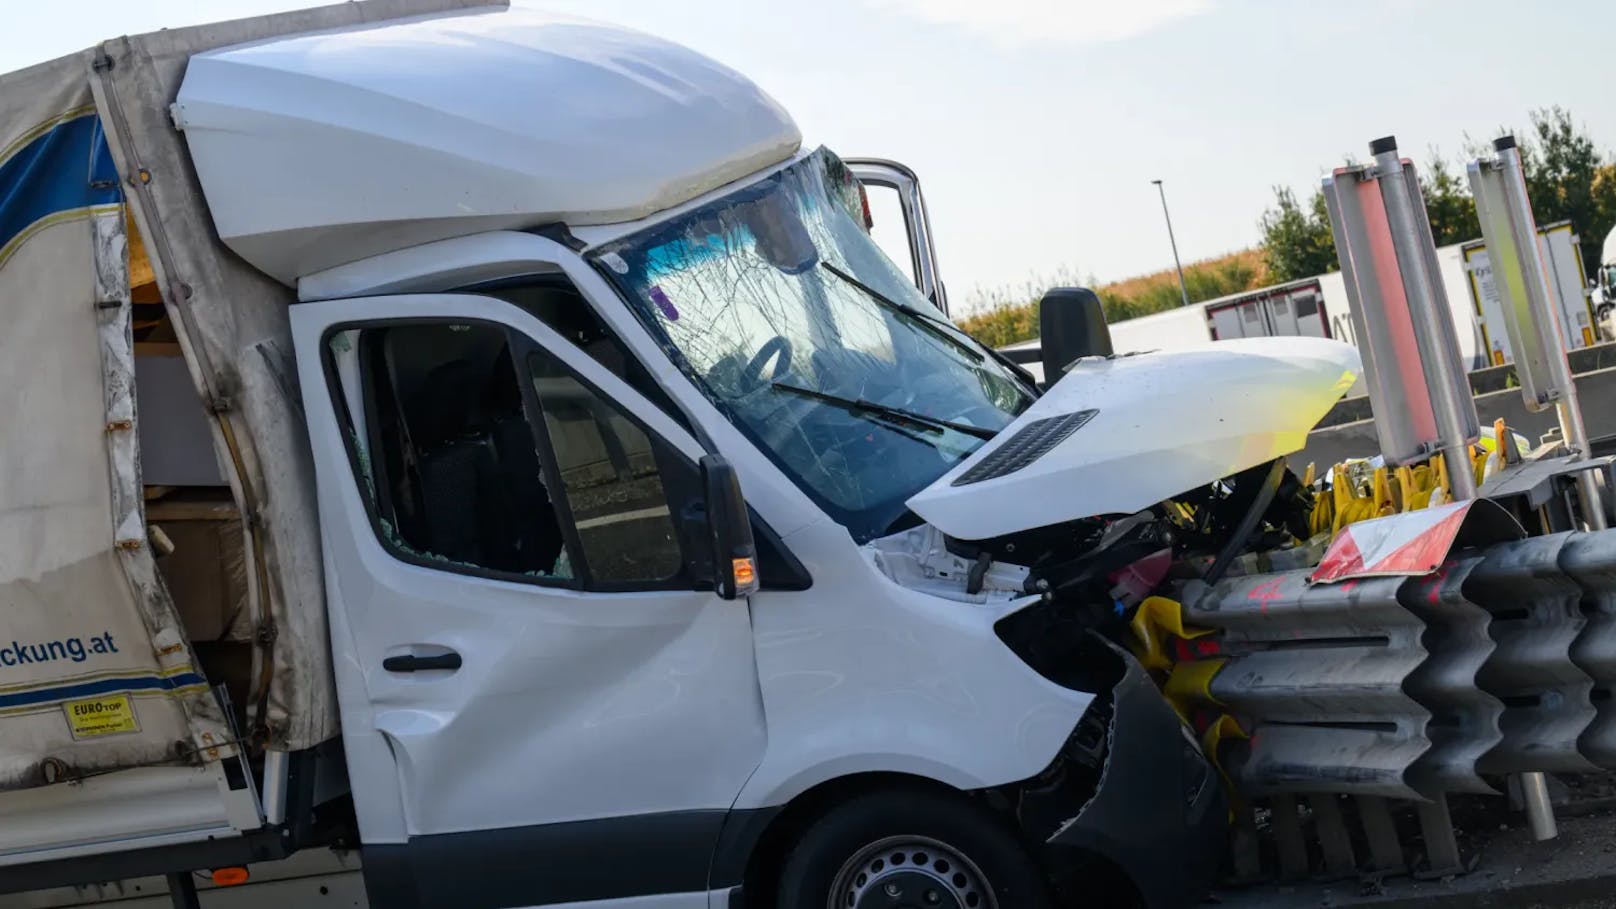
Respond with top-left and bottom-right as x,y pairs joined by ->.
738,335 -> 794,393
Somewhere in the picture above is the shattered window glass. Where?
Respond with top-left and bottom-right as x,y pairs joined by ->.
592,147 -> 1034,542
328,330 -> 377,503
328,323 -> 572,580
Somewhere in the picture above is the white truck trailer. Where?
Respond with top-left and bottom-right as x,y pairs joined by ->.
0,3 -> 1380,907
1452,221 -> 1598,364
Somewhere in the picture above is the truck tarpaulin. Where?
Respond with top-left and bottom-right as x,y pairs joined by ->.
1,0 -> 495,791
0,54 -> 232,789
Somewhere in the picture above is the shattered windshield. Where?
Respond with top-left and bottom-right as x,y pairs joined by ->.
592,147 -> 1033,542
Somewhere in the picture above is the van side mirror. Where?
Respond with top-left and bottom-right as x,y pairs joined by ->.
1039,287 -> 1112,381
701,454 -> 759,600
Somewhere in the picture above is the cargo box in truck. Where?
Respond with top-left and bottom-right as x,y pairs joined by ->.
0,3 -> 1379,906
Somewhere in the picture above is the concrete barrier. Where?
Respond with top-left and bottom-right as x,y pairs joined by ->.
1314,342 -> 1616,431
1301,364 -> 1616,470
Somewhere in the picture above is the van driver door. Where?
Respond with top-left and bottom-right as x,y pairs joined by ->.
291,291 -> 767,907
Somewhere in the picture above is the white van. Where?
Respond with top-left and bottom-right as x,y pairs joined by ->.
0,3 -> 1364,906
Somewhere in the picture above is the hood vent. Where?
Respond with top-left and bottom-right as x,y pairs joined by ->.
952,410 -> 1097,486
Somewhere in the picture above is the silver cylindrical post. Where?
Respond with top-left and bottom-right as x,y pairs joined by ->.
1489,139 -> 1573,834
1494,137 -> 1606,530
1372,138 -> 1479,500
1520,770 -> 1559,841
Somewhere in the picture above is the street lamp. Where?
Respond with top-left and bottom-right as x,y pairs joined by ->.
1151,179 -> 1191,308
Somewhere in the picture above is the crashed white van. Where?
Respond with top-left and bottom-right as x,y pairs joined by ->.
0,2 -> 1360,906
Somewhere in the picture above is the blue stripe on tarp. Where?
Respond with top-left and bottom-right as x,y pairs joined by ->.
0,672 -> 208,710
0,113 -> 120,255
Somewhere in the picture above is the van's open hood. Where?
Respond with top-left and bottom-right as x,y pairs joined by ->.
907,337 -> 1362,540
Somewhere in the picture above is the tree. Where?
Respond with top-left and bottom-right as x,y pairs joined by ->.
1419,155 -> 1477,247
1260,153 -> 1481,284
1472,107 -> 1616,273
1259,186 -> 1336,282
1256,108 -> 1616,294
1522,107 -> 1616,272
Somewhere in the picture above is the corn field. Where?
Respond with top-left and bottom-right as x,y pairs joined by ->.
958,249 -> 1268,349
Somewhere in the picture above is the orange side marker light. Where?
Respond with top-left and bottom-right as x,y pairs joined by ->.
212,867 -> 250,887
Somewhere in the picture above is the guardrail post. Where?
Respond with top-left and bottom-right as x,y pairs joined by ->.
1269,795 -> 1311,880
1356,795 -> 1407,874
1519,766 -> 1560,842
1229,803 -> 1265,883
1414,797 -> 1464,878
1308,794 -> 1357,879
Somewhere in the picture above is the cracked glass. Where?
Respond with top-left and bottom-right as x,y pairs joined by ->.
593,148 -> 1033,542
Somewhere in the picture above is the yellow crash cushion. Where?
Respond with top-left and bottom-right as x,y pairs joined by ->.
1130,596 -> 1212,672
1163,658 -> 1226,716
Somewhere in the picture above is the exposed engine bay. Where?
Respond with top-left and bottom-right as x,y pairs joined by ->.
875,335 -> 1362,675
866,443 -> 1326,652
862,464 -> 1298,908
870,456 -> 1315,639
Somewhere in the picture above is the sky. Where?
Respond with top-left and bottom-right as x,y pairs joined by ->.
8,0 -> 1614,313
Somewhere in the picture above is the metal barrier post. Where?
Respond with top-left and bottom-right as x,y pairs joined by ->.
1270,795 -> 1310,880
1415,796 -> 1465,878
1356,796 -> 1407,874
1369,137 -> 1479,499
1469,136 -> 1606,532
1520,771 -> 1559,842
1309,794 -> 1358,879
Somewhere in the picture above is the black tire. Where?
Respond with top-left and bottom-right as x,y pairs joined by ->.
775,787 -> 1055,909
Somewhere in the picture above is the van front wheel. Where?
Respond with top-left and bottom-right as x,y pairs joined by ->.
775,788 -> 1055,909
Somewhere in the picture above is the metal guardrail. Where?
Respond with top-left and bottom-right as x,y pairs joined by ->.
1464,533 -> 1598,774
1177,528 -> 1616,800
1398,555 -> 1503,796
1172,535 -> 1592,881
1180,571 -> 1431,800
1564,531 -> 1616,764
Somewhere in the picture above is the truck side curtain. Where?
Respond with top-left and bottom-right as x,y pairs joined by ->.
0,64 -> 229,793
0,110 -> 119,267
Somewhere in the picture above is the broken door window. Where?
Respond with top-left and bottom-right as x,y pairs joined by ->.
333,322 -> 570,579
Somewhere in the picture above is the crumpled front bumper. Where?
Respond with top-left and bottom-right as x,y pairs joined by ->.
1045,650 -> 1226,908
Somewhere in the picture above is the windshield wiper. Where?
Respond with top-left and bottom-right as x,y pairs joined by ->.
770,381 -> 998,441
820,262 -> 984,362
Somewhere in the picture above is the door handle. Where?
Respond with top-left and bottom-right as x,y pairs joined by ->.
382,652 -> 462,673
